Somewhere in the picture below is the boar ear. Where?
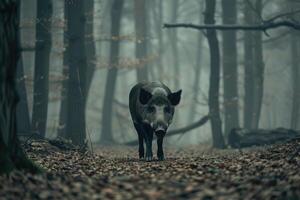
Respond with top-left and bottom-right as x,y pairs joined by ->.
139,88 -> 152,104
168,89 -> 182,106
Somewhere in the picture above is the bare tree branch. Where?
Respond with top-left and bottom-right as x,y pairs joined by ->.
163,21 -> 300,31
124,115 -> 210,146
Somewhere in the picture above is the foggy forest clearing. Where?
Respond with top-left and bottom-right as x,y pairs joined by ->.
0,139 -> 299,200
2,0 -> 300,199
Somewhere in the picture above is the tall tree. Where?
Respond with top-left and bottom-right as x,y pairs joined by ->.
189,0 -> 204,122
252,0 -> 264,129
243,2 -> 254,129
156,0 -> 164,79
290,2 -> 300,129
84,0 -> 96,97
16,58 -> 31,135
170,0 -> 180,89
64,0 -> 87,145
100,0 -> 124,144
0,0 -> 39,174
290,32 -> 300,129
134,0 -> 148,82
205,0 -> 226,148
243,0 -> 264,129
31,0 -> 52,137
57,2 -> 68,138
222,0 -> 239,136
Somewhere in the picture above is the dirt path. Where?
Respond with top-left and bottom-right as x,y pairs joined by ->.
0,140 -> 299,200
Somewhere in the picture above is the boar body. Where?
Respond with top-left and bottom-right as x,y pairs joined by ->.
129,82 -> 181,161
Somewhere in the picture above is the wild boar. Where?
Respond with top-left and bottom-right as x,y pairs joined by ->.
129,82 -> 182,161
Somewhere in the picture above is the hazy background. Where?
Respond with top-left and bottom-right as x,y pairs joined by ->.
19,0 -> 297,146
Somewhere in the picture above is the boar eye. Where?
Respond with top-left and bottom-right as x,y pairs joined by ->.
164,106 -> 171,113
147,106 -> 155,113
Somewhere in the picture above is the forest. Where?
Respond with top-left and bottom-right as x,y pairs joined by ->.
1,0 -> 300,199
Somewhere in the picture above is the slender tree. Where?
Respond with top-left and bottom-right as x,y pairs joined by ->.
100,0 -> 124,144
156,0 -> 164,79
134,0 -> 148,82
252,0 -> 264,129
290,1 -> 300,129
31,0 -> 52,137
222,0 -> 239,136
189,1 -> 204,122
205,0 -> 226,148
243,0 -> 264,129
57,2 -> 68,138
243,2 -> 254,129
170,0 -> 180,89
16,58 -> 31,135
0,0 -> 39,174
64,0 -> 87,145
84,0 -> 96,97
290,31 -> 300,129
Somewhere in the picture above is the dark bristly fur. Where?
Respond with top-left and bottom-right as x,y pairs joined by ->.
129,82 -> 182,161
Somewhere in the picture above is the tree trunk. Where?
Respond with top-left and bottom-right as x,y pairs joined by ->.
157,0 -> 164,79
100,0 -> 124,144
84,0 -> 96,98
243,2 -> 255,129
221,0 -> 239,136
0,0 -> 40,175
31,0 -> 52,137
134,0 -> 148,82
16,58 -> 31,135
205,0 -> 226,149
244,0 -> 264,129
64,0 -> 87,145
57,2 -> 68,138
170,0 -> 179,89
290,32 -> 300,129
252,0 -> 264,129
189,1 -> 203,122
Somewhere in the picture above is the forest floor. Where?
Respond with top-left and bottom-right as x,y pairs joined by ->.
0,139 -> 300,200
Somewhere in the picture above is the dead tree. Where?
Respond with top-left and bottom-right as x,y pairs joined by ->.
100,0 -> 124,144
31,0 -> 52,137
0,0 -> 39,174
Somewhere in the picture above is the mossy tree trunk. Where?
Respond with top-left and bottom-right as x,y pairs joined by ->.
0,0 -> 40,175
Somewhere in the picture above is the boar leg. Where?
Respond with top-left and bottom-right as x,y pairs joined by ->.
138,133 -> 144,159
134,123 -> 145,159
157,137 -> 164,161
144,126 -> 153,162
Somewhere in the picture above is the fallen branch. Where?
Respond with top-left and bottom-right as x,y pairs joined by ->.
228,128 -> 300,148
163,21 -> 300,31
124,115 -> 210,146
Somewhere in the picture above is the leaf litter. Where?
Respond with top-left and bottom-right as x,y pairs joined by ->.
0,138 -> 300,200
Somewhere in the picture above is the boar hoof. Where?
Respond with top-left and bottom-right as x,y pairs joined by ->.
145,156 -> 153,162
158,155 -> 165,161
139,157 -> 144,161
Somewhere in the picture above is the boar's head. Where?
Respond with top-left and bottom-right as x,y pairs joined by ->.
138,87 -> 182,137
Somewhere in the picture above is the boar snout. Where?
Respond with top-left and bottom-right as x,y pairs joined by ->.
153,121 -> 167,137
